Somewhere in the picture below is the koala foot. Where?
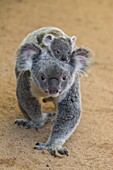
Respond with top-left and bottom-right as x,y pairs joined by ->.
15,113 -> 55,131
34,143 -> 69,157
15,119 -> 45,131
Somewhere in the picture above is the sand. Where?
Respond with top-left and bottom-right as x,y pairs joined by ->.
0,0 -> 113,169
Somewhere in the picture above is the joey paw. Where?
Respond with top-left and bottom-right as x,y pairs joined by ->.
34,143 -> 69,157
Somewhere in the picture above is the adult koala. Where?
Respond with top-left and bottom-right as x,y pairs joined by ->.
15,38 -> 92,157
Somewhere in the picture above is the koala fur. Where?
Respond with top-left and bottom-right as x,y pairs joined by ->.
20,26 -> 77,62
15,27 -> 92,156
15,28 -> 92,156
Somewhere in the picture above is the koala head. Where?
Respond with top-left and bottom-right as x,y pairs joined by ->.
31,58 -> 75,97
43,34 -> 76,62
18,43 -> 92,97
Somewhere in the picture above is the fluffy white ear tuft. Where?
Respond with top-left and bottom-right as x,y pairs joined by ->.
43,34 -> 54,46
19,43 -> 41,70
71,36 -> 77,42
70,36 -> 77,49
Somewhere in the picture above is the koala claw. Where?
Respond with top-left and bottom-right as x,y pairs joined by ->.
49,149 -> 56,156
15,119 -> 28,127
57,148 -> 69,156
34,142 -> 47,150
34,143 -> 56,156
34,143 -> 69,156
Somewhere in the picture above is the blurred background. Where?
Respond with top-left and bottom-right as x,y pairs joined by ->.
0,0 -> 113,169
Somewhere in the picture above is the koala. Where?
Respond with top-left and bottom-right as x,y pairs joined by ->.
15,41 -> 92,156
21,26 -> 77,62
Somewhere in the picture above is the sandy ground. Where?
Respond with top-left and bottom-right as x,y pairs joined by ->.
0,0 -> 113,169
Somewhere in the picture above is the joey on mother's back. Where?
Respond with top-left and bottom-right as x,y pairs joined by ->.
21,26 -> 76,62
15,41 -> 92,156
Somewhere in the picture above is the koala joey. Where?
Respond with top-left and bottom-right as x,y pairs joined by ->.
15,40 -> 92,157
21,26 -> 77,62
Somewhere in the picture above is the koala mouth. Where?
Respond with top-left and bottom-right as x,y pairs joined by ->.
49,92 -> 60,97
47,89 -> 61,97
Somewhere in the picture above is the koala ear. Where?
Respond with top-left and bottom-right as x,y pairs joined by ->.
70,36 -> 77,49
71,36 -> 77,43
18,43 -> 41,70
43,34 -> 54,46
20,43 -> 41,55
72,47 -> 92,75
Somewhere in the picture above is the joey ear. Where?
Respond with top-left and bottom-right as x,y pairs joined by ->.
70,36 -> 77,49
72,47 -> 93,75
43,34 -> 54,46
71,36 -> 77,43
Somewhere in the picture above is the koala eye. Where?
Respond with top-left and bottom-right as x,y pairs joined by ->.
56,49 -> 61,54
62,75 -> 67,81
67,51 -> 71,55
40,74 -> 46,81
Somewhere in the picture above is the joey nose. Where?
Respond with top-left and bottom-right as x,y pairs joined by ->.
61,55 -> 68,61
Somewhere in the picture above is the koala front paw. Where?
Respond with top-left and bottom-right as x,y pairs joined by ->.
34,143 -> 69,157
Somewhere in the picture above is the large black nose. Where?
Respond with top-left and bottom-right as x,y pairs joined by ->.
48,78 -> 59,94
61,55 -> 68,61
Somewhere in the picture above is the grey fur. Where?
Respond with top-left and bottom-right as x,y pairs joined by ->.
20,26 -> 77,62
15,28 -> 92,156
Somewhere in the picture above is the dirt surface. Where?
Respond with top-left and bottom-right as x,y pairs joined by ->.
0,0 -> 113,169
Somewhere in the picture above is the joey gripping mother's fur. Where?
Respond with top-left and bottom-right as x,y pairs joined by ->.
15,27 -> 92,156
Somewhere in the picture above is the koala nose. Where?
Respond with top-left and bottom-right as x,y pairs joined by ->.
48,78 -> 59,95
61,55 -> 68,61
